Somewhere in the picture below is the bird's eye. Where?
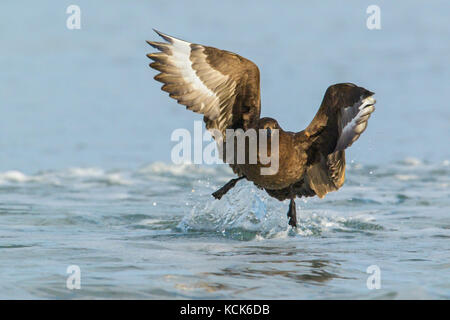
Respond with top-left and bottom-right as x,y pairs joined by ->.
266,127 -> 272,136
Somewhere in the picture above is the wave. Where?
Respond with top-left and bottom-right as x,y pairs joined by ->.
0,167 -> 131,186
2,157 -> 447,184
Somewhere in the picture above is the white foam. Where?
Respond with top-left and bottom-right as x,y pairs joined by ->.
65,167 -> 104,178
0,167 -> 132,186
97,173 -> 132,185
394,174 -> 418,181
402,157 -> 423,166
138,161 -> 224,177
0,170 -> 29,182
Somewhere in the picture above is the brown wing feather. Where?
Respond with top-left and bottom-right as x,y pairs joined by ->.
303,150 -> 346,198
146,30 -> 261,140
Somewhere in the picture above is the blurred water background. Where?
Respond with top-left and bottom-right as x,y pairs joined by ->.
0,0 -> 449,299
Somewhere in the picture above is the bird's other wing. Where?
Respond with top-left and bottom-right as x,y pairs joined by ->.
300,83 -> 375,198
147,30 -> 261,142
305,83 -> 376,154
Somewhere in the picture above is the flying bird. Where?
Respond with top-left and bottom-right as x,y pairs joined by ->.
146,30 -> 376,227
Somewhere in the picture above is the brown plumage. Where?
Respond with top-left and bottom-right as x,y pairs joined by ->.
146,30 -> 376,227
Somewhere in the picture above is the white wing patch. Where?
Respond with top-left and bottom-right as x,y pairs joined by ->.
170,39 -> 210,88
150,31 -> 232,121
334,96 -> 376,151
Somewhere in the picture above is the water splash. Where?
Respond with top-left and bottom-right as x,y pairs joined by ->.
177,179 -> 383,240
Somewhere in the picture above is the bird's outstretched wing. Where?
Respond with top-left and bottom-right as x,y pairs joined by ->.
146,30 -> 261,140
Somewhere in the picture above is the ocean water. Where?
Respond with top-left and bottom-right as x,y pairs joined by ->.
0,1 -> 449,299
0,160 -> 449,299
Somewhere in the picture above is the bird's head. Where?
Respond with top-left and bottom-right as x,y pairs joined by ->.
258,118 -> 281,137
259,118 -> 280,130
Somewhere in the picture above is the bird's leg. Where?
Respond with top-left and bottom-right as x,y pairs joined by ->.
212,176 -> 245,200
287,193 -> 297,228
